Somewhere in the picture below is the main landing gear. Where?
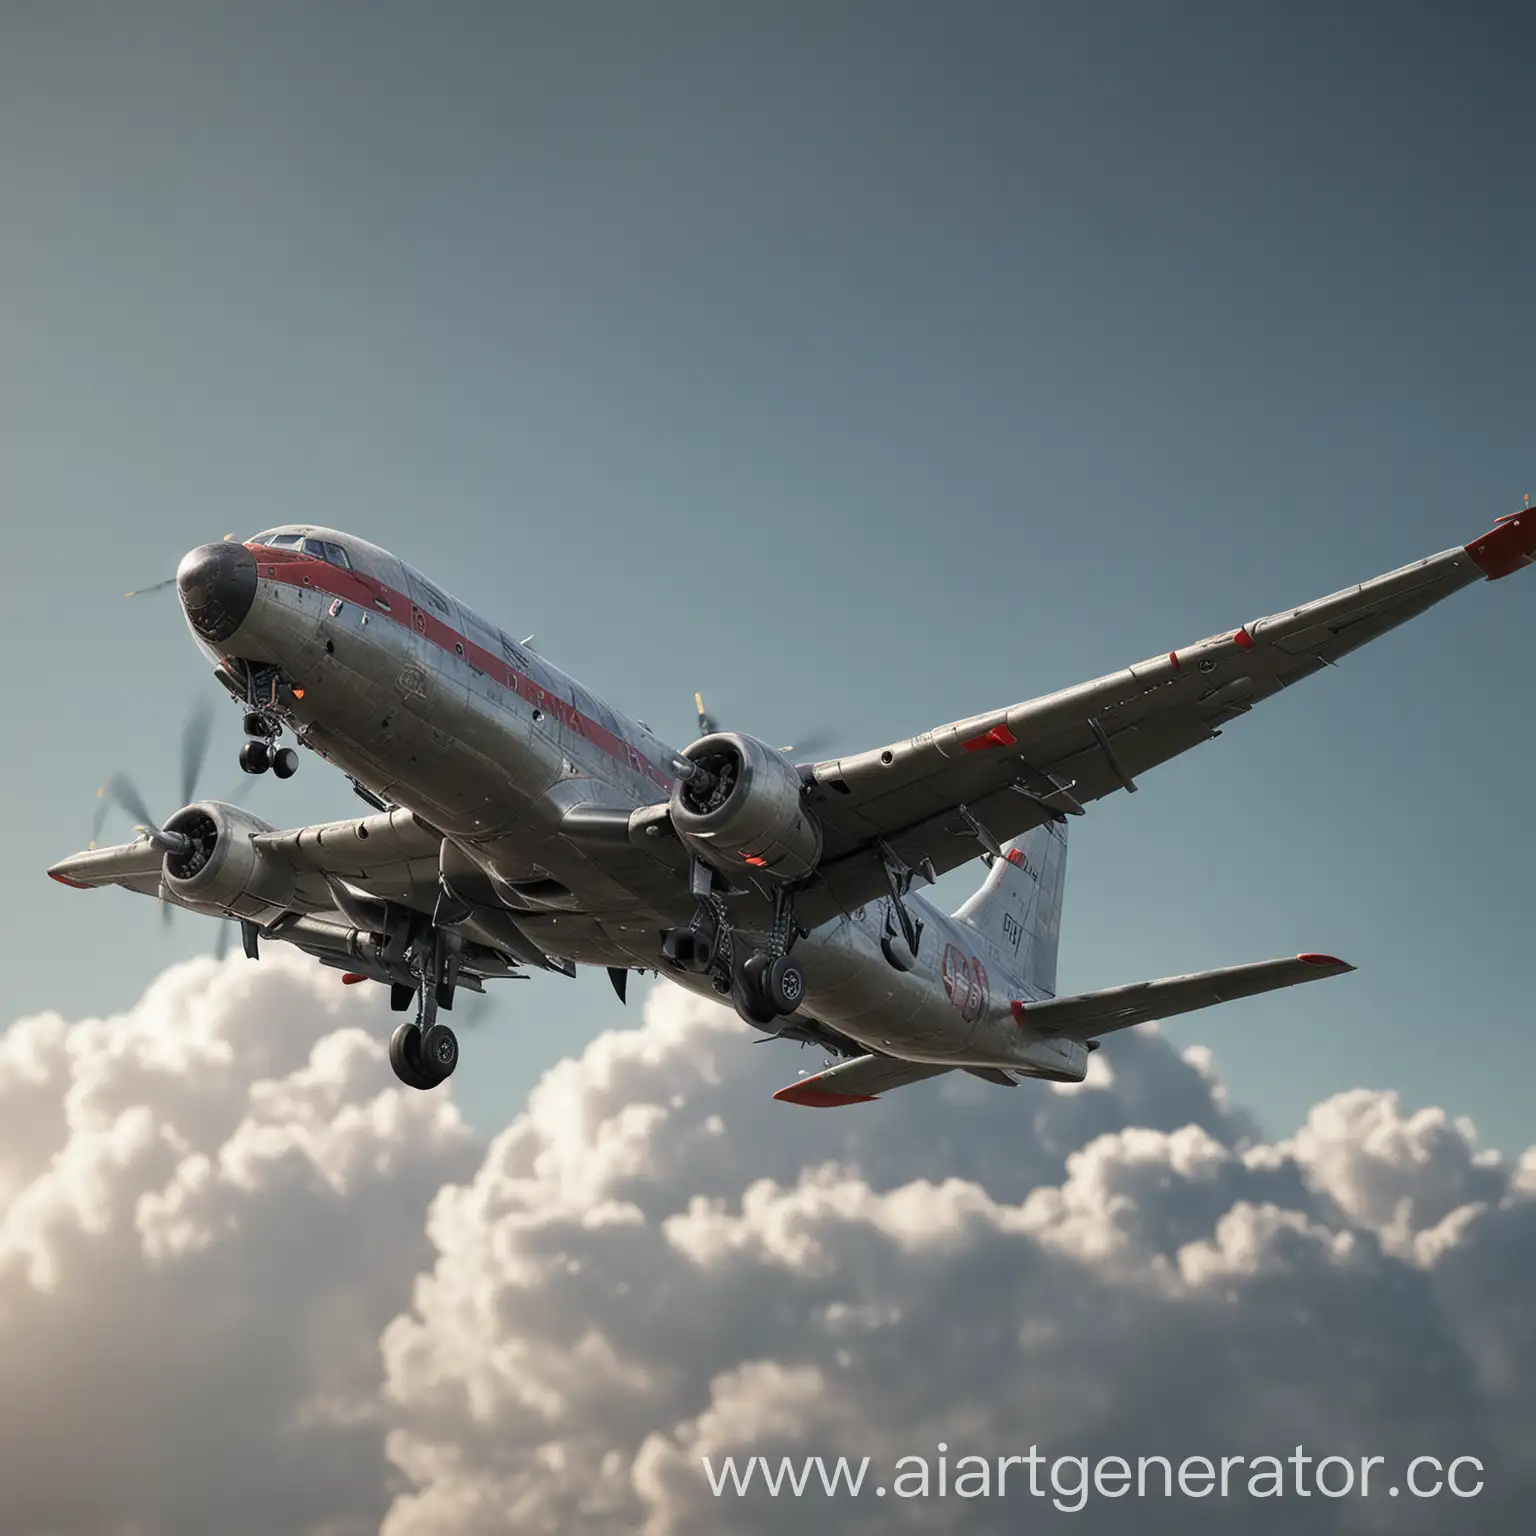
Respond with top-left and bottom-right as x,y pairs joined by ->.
386,926 -> 462,1091
238,708 -> 298,779
662,871 -> 807,1031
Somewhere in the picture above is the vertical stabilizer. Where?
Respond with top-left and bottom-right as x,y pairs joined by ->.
952,820 -> 1068,995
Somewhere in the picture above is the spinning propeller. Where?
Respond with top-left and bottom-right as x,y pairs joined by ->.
694,692 -> 841,762
124,534 -> 239,599
90,696 -> 247,956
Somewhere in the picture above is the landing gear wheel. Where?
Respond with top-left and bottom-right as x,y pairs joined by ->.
764,955 -> 805,1015
388,1022 -> 436,1090
390,982 -> 415,1013
239,739 -> 270,775
420,1023 -> 459,1080
731,955 -> 779,1029
271,746 -> 299,779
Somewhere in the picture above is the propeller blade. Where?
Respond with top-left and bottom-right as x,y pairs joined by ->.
124,577 -> 176,598
692,694 -> 841,761
213,920 -> 233,959
180,697 -> 215,807
97,772 -> 161,838
161,898 -> 174,930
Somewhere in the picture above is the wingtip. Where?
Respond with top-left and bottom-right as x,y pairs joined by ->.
1298,952 -> 1355,973
47,867 -> 92,889
772,1082 -> 879,1108
1465,506 -> 1536,580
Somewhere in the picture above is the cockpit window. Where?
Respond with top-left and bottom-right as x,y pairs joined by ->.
250,529 -> 278,544
265,533 -> 305,549
297,537 -> 353,569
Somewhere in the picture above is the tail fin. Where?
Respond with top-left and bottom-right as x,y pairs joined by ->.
952,819 -> 1068,995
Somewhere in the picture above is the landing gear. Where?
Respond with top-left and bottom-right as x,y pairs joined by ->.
388,1004 -> 460,1091
763,954 -> 805,1014
668,867 -> 809,1030
237,689 -> 298,779
421,1022 -> 459,1077
386,926 -> 463,1090
388,1020 -> 458,1091
238,731 -> 297,778
731,952 -> 780,1028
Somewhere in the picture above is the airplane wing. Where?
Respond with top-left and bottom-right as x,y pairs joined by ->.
47,806 -> 544,981
772,1053 -> 952,1107
1010,952 -> 1355,1042
796,510 -> 1536,923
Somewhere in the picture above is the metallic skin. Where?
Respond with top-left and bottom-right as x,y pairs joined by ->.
49,506 -> 1536,1104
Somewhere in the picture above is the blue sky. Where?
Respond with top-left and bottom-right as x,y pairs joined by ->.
2,1 -> 1532,1152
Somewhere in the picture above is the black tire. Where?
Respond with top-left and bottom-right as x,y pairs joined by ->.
764,955 -> 806,1015
271,746 -> 299,779
420,1023 -> 459,1080
388,1023 -> 434,1090
238,739 -> 270,775
390,982 -> 415,1013
731,953 -> 779,1028
242,711 -> 267,737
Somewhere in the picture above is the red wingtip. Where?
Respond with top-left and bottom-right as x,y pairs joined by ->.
1465,507 -> 1536,580
341,972 -> 367,985
1298,952 -> 1351,969
772,1083 -> 879,1108
48,870 -> 91,889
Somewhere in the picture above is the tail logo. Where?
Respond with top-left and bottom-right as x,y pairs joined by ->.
942,944 -> 991,1023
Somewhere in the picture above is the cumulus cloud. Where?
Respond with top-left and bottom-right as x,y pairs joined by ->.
0,951 -> 478,1536
2,963 -> 1534,1535
377,989 -> 1536,1536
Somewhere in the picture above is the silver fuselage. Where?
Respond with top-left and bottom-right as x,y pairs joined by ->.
207,528 -> 1061,1071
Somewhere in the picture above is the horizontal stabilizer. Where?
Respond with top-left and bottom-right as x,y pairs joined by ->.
773,1053 -> 951,1107
1010,953 -> 1354,1042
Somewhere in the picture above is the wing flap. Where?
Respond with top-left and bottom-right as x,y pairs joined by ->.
773,1054 -> 952,1107
1011,953 -> 1355,1043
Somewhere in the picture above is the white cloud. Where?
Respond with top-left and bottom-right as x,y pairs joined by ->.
0,952 -> 478,1536
2,963 -> 1534,1534
376,987 -> 1536,1535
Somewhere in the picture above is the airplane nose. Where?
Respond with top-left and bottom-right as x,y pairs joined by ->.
176,541 -> 257,642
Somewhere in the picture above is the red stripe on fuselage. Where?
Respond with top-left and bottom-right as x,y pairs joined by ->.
245,543 -> 675,791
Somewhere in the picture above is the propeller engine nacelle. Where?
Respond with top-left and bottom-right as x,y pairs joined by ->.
160,801 -> 293,922
669,732 -> 823,881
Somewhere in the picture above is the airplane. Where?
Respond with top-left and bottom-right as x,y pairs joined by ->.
47,507 -> 1536,1105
